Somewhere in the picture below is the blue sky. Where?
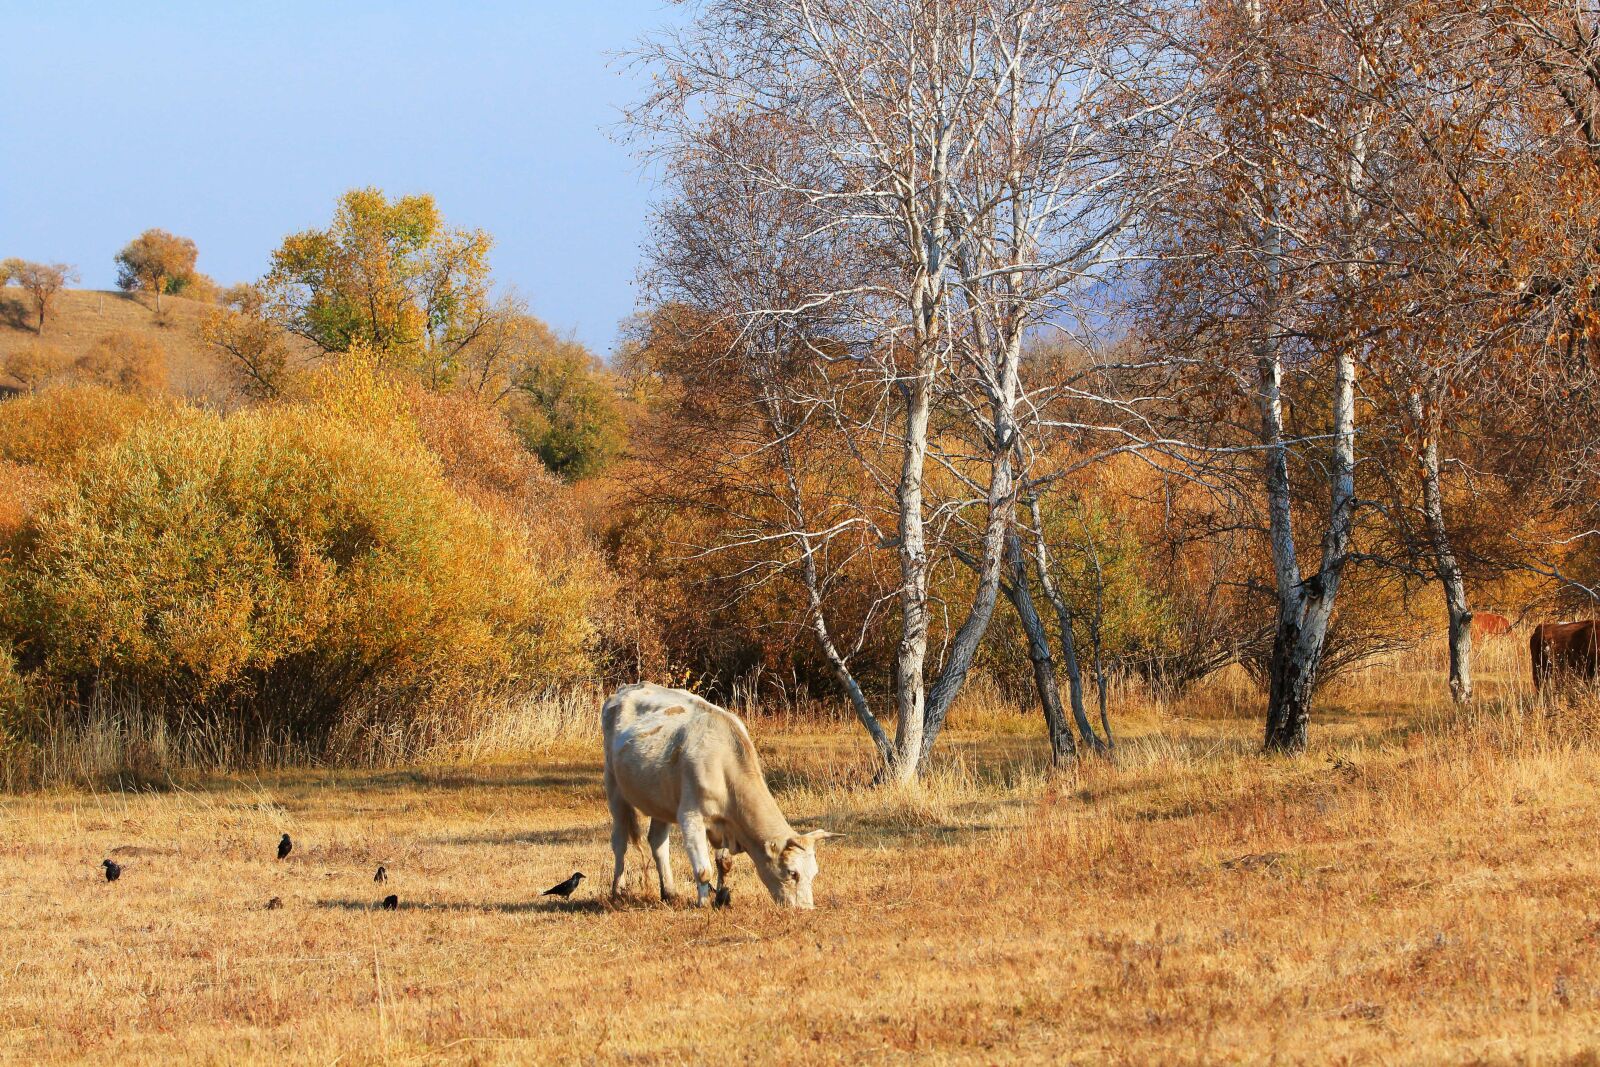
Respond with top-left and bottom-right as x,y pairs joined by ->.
0,1 -> 682,355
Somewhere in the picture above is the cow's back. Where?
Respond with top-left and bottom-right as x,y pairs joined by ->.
1471,612 -> 1513,639
602,683 -> 750,824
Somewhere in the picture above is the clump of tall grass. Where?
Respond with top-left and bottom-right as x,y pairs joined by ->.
0,682 -> 608,790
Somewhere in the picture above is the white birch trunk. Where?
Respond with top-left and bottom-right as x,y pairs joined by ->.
1407,390 -> 1473,704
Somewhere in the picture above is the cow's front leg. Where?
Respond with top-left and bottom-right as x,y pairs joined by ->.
648,818 -> 675,901
678,810 -> 715,907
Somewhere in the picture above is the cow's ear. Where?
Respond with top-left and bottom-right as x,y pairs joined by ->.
797,829 -> 841,847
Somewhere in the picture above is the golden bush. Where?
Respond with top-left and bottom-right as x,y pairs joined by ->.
0,386 -> 156,475
0,389 -> 602,756
0,461 -> 49,542
3,341 -> 68,393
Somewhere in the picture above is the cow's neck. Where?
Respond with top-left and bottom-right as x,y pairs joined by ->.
726,776 -> 796,901
727,773 -> 793,849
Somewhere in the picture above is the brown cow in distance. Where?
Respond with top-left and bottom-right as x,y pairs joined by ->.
1530,621 -> 1600,689
1470,612 -> 1513,640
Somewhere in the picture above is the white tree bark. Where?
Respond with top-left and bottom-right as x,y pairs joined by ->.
1407,389 -> 1474,704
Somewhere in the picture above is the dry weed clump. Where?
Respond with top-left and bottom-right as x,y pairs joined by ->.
74,329 -> 170,394
2,339 -> 68,391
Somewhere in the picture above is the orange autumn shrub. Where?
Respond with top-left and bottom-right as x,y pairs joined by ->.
0,372 -> 605,760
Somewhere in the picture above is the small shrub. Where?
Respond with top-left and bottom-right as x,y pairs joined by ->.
75,330 -> 170,395
3,341 -> 68,392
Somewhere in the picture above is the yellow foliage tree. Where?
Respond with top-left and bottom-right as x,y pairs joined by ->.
113,229 -> 199,313
260,188 -> 494,377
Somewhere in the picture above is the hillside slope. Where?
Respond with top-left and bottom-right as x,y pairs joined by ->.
0,288 -> 236,399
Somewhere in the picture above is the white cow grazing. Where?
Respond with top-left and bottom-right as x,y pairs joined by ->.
602,681 -> 837,908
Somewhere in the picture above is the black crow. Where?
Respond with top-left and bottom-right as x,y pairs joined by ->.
381,894 -> 399,910
102,859 -> 121,882
277,833 -> 292,860
542,872 -> 584,898
374,865 -> 387,884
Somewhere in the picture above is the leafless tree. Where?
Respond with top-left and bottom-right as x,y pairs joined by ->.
632,0 -> 1182,779
1138,0 -> 1399,751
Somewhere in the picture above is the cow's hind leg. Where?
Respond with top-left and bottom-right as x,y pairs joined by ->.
678,810 -> 716,907
607,781 -> 645,898
648,818 -> 675,901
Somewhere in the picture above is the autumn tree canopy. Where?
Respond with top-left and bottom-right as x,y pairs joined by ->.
114,229 -> 199,313
260,188 -> 494,377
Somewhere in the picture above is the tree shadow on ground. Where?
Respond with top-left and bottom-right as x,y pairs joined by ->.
218,764 -> 604,798
784,796 -> 1027,849
0,296 -> 33,331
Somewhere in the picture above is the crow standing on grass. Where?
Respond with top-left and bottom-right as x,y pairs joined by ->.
543,872 -> 584,899
101,859 -> 121,883
374,865 -> 387,884
381,894 -> 399,910
277,833 -> 292,860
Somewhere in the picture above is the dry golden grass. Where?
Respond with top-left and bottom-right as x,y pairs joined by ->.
5,639 -> 1600,1064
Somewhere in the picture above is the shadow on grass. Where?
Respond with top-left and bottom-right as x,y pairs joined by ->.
762,736 -> 1051,796
211,764 -> 605,798
808,797 -> 1028,847
0,296 -> 31,331
423,824 -> 607,847
313,896 -> 615,915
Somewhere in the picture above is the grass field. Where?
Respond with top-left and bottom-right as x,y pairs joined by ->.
4,640 -> 1600,1064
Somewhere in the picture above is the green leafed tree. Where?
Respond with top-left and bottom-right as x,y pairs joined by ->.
508,336 -> 625,481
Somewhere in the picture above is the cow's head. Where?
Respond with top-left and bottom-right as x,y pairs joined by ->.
758,829 -> 840,908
